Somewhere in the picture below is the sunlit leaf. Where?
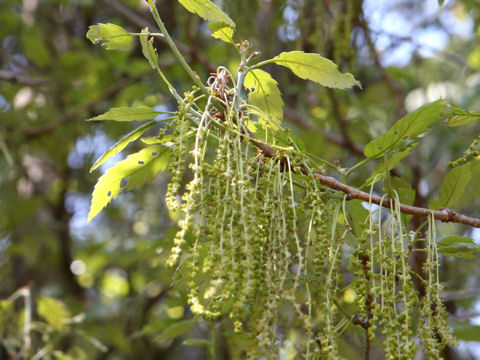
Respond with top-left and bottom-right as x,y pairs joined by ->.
445,107 -> 480,127
270,51 -> 361,89
244,69 -> 284,129
139,28 -> 158,69
86,23 -> 133,50
429,164 -> 472,210
90,121 -> 157,172
88,146 -> 171,221
89,106 -> 161,122
37,297 -> 71,331
208,22 -> 235,43
364,100 -> 446,159
178,0 -> 235,28
438,236 -> 480,258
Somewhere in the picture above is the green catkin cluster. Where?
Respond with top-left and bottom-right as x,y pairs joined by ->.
449,135 -> 480,167
419,215 -> 457,358
161,72 -> 455,357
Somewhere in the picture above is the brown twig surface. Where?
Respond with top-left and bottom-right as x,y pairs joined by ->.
0,70 -> 48,86
249,131 -> 480,228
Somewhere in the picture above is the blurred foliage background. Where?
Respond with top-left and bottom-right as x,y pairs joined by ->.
1,0 -> 480,359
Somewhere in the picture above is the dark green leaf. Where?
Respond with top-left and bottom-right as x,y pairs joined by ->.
450,321 -> 480,341
156,319 -> 195,341
364,100 -> 446,159
438,236 -> 480,258
86,23 -> 133,50
89,106 -> 161,122
429,164 -> 472,210
90,121 -> 157,172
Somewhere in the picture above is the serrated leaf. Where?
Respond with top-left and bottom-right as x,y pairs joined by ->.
244,69 -> 284,129
156,319 -> 195,341
178,0 -> 235,28
429,164 -> 472,210
364,100 -> 446,159
88,146 -> 171,221
445,107 -> 480,127
139,28 -> 158,69
86,23 -> 133,50
438,236 -> 479,258
141,130 -> 195,145
89,106 -> 160,122
37,297 -> 71,331
270,51 -> 361,89
208,22 -> 235,43
90,121 -> 157,172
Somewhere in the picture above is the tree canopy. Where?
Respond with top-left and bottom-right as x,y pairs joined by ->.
1,0 -> 480,359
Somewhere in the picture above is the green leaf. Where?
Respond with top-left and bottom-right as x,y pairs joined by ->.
438,236 -> 480,258
141,131 -> 195,145
86,23 -> 133,50
88,146 -> 171,221
177,0 -> 235,28
389,177 -> 415,206
244,69 -> 284,129
156,319 -> 195,341
37,297 -> 71,331
270,51 -> 361,89
89,106 -> 161,122
208,22 -> 235,43
445,107 -> 480,127
450,321 -> 480,341
183,338 -> 211,348
364,100 -> 446,159
90,121 -> 157,172
365,148 -> 411,185
139,28 -> 158,69
429,164 -> 472,210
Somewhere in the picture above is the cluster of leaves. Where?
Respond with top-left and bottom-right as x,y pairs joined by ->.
2,0 -> 480,359
84,0 -> 479,358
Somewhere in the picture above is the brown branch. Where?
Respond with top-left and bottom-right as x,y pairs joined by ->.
0,70 -> 48,86
249,133 -> 480,228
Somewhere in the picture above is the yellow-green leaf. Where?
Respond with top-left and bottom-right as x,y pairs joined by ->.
86,23 -> 133,50
90,121 -> 157,172
178,0 -> 235,28
244,69 -> 283,129
208,22 -> 235,43
88,146 -> 171,221
364,100 -> 446,159
429,164 -> 472,210
89,106 -> 161,121
445,107 -> 480,127
37,297 -> 70,331
139,28 -> 158,69
271,51 -> 361,89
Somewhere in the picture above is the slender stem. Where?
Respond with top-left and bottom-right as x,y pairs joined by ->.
345,157 -> 371,178
146,0 -> 209,97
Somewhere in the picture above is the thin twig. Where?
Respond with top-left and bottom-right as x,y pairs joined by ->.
0,70 -> 48,86
100,0 -> 216,72
249,133 -> 480,228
